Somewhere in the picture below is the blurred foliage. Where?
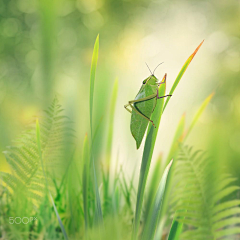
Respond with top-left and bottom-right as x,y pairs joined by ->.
0,0 -> 240,239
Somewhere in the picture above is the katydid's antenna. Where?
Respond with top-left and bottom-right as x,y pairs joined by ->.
153,62 -> 164,75
145,62 -> 153,75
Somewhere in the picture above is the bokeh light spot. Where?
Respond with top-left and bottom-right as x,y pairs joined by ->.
76,0 -> 103,14
207,31 -> 229,53
58,28 -> 78,50
3,18 -> 19,37
17,0 -> 36,13
25,50 -> 39,70
83,11 -> 104,30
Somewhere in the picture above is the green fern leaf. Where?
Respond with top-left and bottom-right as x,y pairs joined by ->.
171,145 -> 240,240
0,98 -> 73,206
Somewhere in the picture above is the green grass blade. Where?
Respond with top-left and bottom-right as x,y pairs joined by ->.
90,34 -> 99,137
162,92 -> 213,172
49,194 -> 68,240
163,41 -> 204,112
39,0 -> 55,104
144,154 -> 162,223
36,119 -> 68,240
89,35 -> 103,225
153,218 -> 166,240
158,115 -> 185,220
103,79 -> 118,213
92,115 -> 104,145
167,219 -> 183,240
82,134 -> 90,232
142,160 -> 173,240
165,113 -> 185,167
132,74 -> 167,240
106,79 -> 118,167
93,164 -> 103,225
184,92 -> 214,141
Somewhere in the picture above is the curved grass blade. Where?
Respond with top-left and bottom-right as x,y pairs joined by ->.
163,92 -> 213,172
89,35 -> 103,225
142,160 -> 173,240
132,74 -> 167,240
184,92 -> 214,141
163,40 -> 204,112
36,119 -> 68,240
90,34 -> 99,137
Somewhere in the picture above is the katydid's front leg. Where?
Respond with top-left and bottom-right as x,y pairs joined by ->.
124,93 -> 157,127
156,89 -> 172,99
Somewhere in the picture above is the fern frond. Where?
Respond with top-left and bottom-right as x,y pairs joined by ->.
171,145 -> 240,240
0,98 -> 73,205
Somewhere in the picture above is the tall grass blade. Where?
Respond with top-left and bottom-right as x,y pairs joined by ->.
93,166 -> 103,225
163,40 -> 204,112
82,134 -> 90,232
133,42 -> 204,238
103,79 -> 118,213
36,119 -> 68,240
144,155 -> 162,223
89,35 -> 103,225
92,115 -> 104,145
90,35 -> 99,137
132,74 -> 166,240
39,0 -> 55,104
106,79 -> 118,168
142,160 -> 173,240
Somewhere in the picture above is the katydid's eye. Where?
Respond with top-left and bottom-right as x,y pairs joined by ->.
143,80 -> 146,84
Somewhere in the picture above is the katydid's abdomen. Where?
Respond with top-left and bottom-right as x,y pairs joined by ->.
130,85 -> 157,149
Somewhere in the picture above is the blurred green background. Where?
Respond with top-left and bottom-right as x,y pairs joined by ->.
0,0 -> 240,185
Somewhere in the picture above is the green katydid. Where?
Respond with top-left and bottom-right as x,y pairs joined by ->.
124,64 -> 171,149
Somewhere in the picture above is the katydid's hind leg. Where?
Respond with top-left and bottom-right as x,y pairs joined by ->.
128,103 -> 156,128
126,95 -> 157,127
124,103 -> 132,113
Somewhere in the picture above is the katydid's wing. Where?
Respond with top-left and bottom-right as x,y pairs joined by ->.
130,97 -> 156,149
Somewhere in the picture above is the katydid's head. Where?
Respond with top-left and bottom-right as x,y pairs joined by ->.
143,62 -> 164,85
142,75 -> 158,85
